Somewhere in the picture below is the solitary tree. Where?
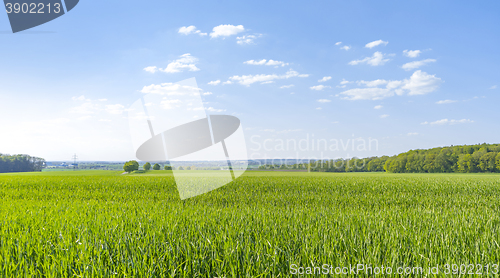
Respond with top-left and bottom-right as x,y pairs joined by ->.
153,163 -> 161,170
123,160 -> 139,173
164,165 -> 173,170
143,162 -> 151,171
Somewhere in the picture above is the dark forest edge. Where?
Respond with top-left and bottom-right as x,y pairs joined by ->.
0,154 -> 46,173
258,143 -> 500,173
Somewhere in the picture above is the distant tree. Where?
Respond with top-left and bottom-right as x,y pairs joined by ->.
479,152 -> 497,172
123,160 -> 139,173
164,165 -> 172,170
178,166 -> 184,170
153,163 -> 160,170
143,162 -> 151,171
186,166 -> 191,170
496,153 -> 500,171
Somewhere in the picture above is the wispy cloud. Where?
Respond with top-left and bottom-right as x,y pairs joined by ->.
210,24 -> 245,38
349,52 -> 392,66
403,49 -> 421,58
317,99 -> 331,103
280,84 -> 294,89
318,76 -> 332,82
340,45 -> 351,51
402,59 -> 436,71
365,40 -> 388,48
178,25 -> 207,36
236,34 -> 261,45
339,70 -> 442,100
208,80 -> 221,85
310,85 -> 331,91
228,70 -> 309,86
244,59 -> 289,67
436,99 -> 457,104
144,53 -> 199,74
380,114 -> 389,118
489,85 -> 497,89
421,119 -> 474,125
374,105 -> 383,109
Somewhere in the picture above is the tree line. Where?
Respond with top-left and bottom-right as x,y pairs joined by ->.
0,154 -> 46,173
258,143 -> 500,173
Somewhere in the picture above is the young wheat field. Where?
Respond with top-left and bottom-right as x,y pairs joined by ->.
0,171 -> 499,277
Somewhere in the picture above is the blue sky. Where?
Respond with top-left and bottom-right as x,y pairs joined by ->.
0,0 -> 498,161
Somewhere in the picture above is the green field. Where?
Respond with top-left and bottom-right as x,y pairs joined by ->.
1,171 -> 500,277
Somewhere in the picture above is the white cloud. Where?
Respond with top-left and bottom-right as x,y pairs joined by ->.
365,40 -> 388,48
140,83 -> 201,95
72,95 -> 90,102
407,132 -> 419,136
318,76 -> 332,82
222,80 -> 232,85
310,85 -> 331,91
401,59 -> 436,71
374,105 -> 383,109
340,45 -> 351,51
261,81 -> 274,84
357,79 -> 388,87
266,60 -> 289,67
436,99 -> 457,104
339,70 -> 441,100
206,107 -> 226,112
161,99 -> 182,110
98,99 -> 107,102
70,96 -> 127,117
161,53 -> 200,73
244,59 -> 289,67
228,69 -> 309,86
244,59 -> 266,65
317,99 -> 331,103
202,92 -> 213,95
402,70 -> 442,95
380,114 -> 389,118
316,107 -> 322,110
349,52 -> 391,66
178,26 -> 207,36
143,66 -> 158,73
489,85 -> 497,89
236,34 -> 261,45
403,50 -> 421,58
70,101 -> 99,114
77,116 -> 92,121
341,88 -> 393,100
422,119 -> 474,125
280,84 -> 294,89
335,42 -> 342,45
336,78 -> 351,88
210,24 -> 244,38
105,104 -> 126,115
208,80 -> 221,85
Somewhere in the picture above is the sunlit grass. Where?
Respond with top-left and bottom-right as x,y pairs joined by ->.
0,171 -> 499,277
